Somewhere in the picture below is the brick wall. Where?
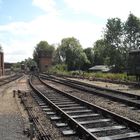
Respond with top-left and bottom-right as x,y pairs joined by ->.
39,57 -> 52,72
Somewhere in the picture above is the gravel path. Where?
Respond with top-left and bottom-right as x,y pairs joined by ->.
0,77 -> 29,140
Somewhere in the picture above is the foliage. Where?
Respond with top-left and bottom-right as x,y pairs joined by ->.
53,46 -> 62,64
91,16 -> 140,72
11,62 -> 21,71
30,13 -> 140,76
83,47 -> 94,69
89,72 -> 126,80
47,65 -> 136,82
104,18 -> 123,47
48,64 -> 68,75
124,13 -> 140,50
93,39 -> 108,65
22,58 -> 37,70
58,37 -> 89,71
103,18 -> 125,72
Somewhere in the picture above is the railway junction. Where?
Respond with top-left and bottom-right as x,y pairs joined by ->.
0,73 -> 140,140
1,1 -> 140,139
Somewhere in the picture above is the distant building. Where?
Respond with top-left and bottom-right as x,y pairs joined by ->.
38,51 -> 52,72
0,52 -> 4,76
4,62 -> 15,75
4,62 -> 14,69
89,65 -> 110,72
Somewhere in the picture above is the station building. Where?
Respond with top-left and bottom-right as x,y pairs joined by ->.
38,51 -> 52,72
0,51 -> 4,76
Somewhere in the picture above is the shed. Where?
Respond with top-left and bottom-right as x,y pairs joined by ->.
89,65 -> 110,72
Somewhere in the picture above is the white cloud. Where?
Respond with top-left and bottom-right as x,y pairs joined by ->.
1,39 -> 35,62
4,0 -> 140,62
0,22 -> 29,35
0,13 -> 103,62
32,0 -> 58,15
64,0 -> 140,20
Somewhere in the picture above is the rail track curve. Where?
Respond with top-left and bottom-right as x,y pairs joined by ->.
40,74 -> 140,110
29,75 -> 140,140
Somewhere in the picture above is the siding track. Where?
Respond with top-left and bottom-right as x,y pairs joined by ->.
40,74 -> 140,110
0,74 -> 23,86
29,75 -> 140,140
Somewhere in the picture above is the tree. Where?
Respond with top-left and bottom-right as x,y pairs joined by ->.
84,47 -> 94,68
53,45 -> 63,64
58,37 -> 89,70
104,18 -> 125,72
105,18 -> 123,48
124,13 -> 140,50
11,62 -> 21,71
24,58 -> 37,70
93,39 -> 108,65
33,41 -> 55,67
123,13 -> 140,71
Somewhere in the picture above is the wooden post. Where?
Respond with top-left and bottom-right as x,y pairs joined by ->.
13,90 -> 16,97
30,122 -> 34,140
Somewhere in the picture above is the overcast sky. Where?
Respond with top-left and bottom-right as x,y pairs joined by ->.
0,0 -> 140,62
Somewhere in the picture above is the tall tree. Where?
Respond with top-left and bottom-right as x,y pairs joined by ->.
104,18 -> 125,72
24,58 -> 37,70
53,45 -> 63,64
84,47 -> 94,68
93,39 -> 107,65
124,13 -> 140,50
105,18 -> 123,49
59,37 -> 89,70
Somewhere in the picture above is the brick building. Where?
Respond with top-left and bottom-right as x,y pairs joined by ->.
0,51 -> 4,76
38,51 -> 52,72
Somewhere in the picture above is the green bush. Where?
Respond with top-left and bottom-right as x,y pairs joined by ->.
47,64 -> 68,75
47,66 -> 136,82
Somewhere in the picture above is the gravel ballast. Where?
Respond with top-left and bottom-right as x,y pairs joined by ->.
43,79 -> 140,123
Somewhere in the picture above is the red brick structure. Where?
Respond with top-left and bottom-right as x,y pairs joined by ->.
38,51 -> 52,72
0,52 -> 4,76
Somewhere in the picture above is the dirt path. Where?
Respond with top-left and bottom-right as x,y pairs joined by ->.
0,78 -> 28,140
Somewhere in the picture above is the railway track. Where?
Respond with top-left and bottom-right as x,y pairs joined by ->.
29,75 -> 140,140
40,74 -> 140,110
18,90 -> 51,140
0,73 -> 23,86
52,74 -> 139,87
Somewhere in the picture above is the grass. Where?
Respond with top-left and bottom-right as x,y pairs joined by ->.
47,65 -> 136,82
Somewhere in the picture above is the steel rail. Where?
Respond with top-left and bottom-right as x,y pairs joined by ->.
49,73 -> 140,86
30,75 -> 140,140
29,75 -> 98,140
0,73 -> 23,86
40,74 -> 140,108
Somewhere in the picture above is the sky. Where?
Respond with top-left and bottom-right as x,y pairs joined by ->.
0,0 -> 140,62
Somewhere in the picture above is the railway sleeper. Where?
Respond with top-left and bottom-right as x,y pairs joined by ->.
30,75 -> 140,140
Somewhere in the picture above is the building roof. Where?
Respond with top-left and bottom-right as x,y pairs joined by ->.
129,49 -> 140,54
89,65 -> 110,72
